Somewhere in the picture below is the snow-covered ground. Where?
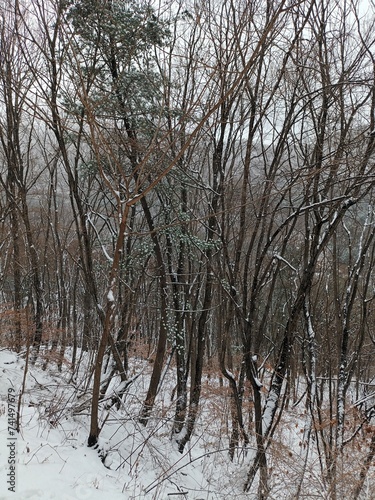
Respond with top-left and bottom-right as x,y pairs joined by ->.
0,348 -> 374,499
0,349 -> 250,499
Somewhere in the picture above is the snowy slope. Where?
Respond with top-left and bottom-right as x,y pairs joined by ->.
1,348 -> 374,499
0,349 -> 248,499
0,350 -> 126,500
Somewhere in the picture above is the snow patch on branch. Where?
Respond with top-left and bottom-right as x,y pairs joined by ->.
273,253 -> 297,272
262,389 -> 279,436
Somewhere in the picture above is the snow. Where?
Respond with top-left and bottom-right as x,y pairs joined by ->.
262,388 -> 279,435
0,350 -> 250,499
273,254 -> 297,272
254,377 -> 263,389
1,349 -> 374,499
0,352 -> 125,500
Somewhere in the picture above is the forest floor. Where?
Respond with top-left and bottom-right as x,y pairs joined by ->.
0,347 -> 374,499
